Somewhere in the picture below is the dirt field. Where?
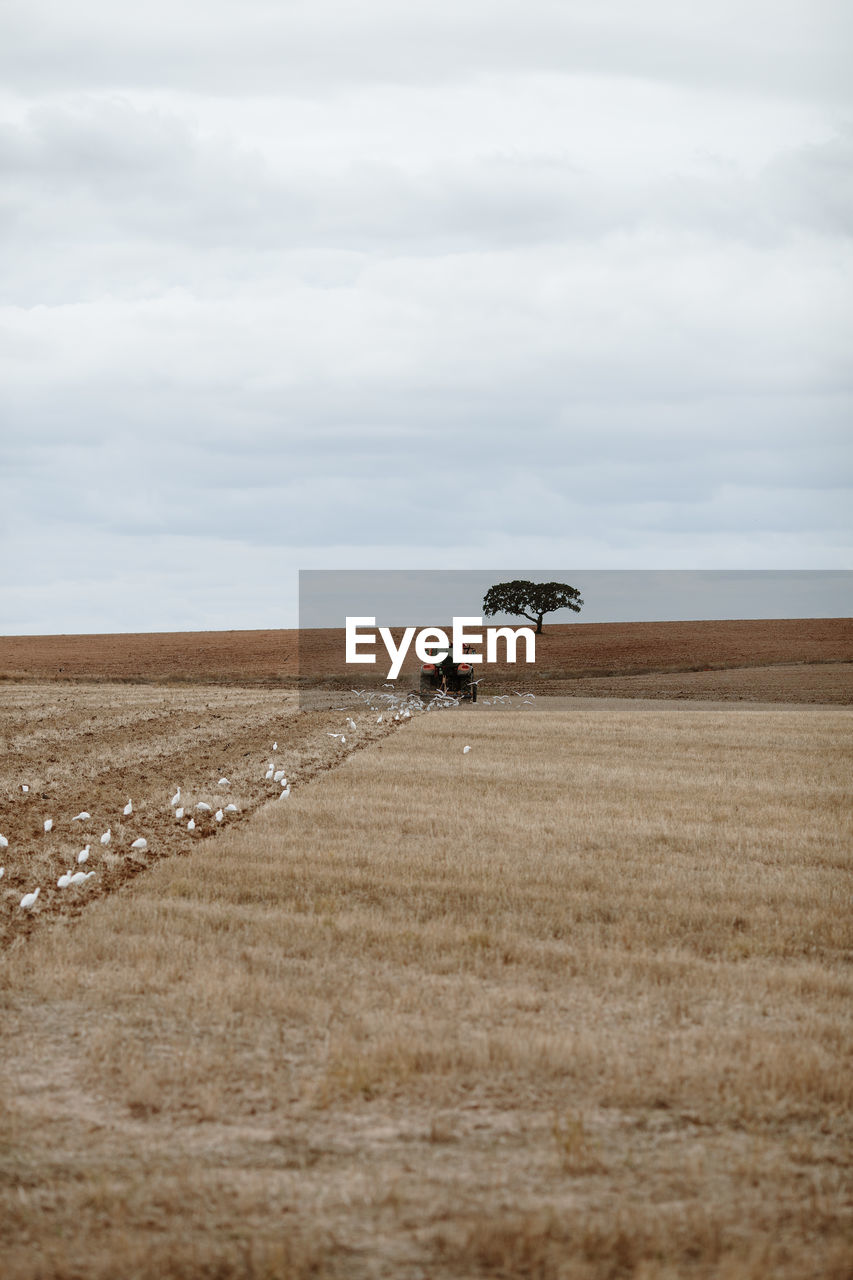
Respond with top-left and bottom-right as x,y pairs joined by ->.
2,618 -> 851,696
0,684 -> 399,951
1,685 -> 851,1278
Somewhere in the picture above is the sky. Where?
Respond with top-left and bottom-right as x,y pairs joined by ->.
1,1 -> 851,633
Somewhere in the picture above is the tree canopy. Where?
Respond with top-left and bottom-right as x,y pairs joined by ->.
482,580 -> 583,634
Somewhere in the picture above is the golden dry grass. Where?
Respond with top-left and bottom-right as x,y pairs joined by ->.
1,696 -> 852,1278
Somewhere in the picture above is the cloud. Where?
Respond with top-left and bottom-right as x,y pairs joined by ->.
2,1 -> 852,104
0,2 -> 850,631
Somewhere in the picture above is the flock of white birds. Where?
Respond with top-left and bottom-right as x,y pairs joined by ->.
5,683 -> 534,914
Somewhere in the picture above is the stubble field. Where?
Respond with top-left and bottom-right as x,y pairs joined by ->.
1,675 -> 851,1279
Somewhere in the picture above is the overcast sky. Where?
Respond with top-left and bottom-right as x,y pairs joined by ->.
1,1 -> 851,633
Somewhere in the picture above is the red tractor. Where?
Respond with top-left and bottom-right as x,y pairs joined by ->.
419,648 -> 478,701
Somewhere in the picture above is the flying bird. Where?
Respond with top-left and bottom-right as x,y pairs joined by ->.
20,888 -> 40,909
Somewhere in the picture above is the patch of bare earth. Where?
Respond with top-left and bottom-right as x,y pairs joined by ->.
0,684 -> 394,950
1,696 -> 851,1278
2,618 -> 851,697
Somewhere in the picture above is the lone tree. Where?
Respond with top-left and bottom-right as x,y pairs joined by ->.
482,580 -> 583,634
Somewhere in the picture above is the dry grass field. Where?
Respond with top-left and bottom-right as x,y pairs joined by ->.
2,618 -> 851,699
1,685 -> 851,1279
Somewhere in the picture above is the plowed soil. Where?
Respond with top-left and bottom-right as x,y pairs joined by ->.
0,684 -> 398,951
1,618 -> 851,699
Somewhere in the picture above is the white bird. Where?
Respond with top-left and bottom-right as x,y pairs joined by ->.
279,785 -> 291,799
196,802 -> 211,811
224,803 -> 238,813
100,828 -> 111,845
218,777 -> 229,787
44,818 -> 53,833
265,768 -> 274,780
0,867 -> 5,879
273,741 -> 278,751
123,799 -> 133,816
274,769 -> 286,782
22,784 -> 29,793
170,788 -> 181,807
279,776 -> 288,788
215,809 -> 224,822
463,745 -> 471,754
71,811 -> 90,822
0,834 -> 7,850
131,837 -> 147,851
68,870 -> 95,886
77,845 -> 90,865
175,807 -> 184,820
376,715 -> 383,723
327,733 -> 345,741
187,818 -> 196,831
20,887 -> 40,909
57,871 -> 72,888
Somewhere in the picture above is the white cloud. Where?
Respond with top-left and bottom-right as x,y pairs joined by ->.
0,1 -> 850,631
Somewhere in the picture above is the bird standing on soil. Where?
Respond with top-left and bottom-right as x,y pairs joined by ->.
123,799 -> 133,816
68,871 -> 95,886
20,888 -> 40,909
71,811 -> 90,822
44,818 -> 53,833
77,845 -> 90,864
171,788 -> 181,807
100,828 -> 111,845
131,837 -> 148,851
